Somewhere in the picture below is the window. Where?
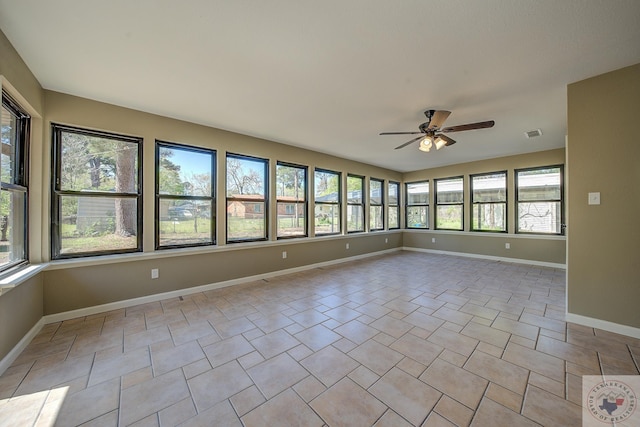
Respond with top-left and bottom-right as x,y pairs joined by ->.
314,169 -> 340,235
156,142 -> 215,248
51,124 -> 142,258
369,178 -> 384,231
347,174 -> 364,233
388,181 -> 400,229
471,171 -> 507,232
406,181 -> 429,229
276,162 -> 307,238
516,165 -> 564,234
435,177 -> 463,230
226,154 -> 268,242
0,91 -> 29,271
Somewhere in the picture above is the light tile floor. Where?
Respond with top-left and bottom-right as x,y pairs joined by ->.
1,251 -> 639,426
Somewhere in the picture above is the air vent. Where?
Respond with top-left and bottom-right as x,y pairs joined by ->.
525,129 -> 543,138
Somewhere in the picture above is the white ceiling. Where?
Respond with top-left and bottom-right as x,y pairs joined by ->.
1,1 -> 639,172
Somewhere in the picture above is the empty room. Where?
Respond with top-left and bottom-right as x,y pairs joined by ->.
0,1 -> 639,426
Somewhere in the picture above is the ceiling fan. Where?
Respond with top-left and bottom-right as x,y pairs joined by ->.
380,110 -> 495,152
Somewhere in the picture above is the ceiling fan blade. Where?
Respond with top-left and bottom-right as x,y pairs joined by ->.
437,133 -> 456,146
379,131 -> 424,135
427,110 -> 451,130
394,135 -> 424,150
441,120 -> 495,133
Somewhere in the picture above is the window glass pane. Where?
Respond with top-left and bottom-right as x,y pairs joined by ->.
59,195 -> 138,254
347,205 -> 364,232
158,199 -> 213,246
60,132 -> 139,193
407,206 -> 428,228
0,190 -> 25,269
518,201 -> 562,233
227,201 -> 266,240
517,167 -> 561,201
370,206 -> 383,230
315,204 -> 340,234
347,175 -> 364,233
388,182 -> 399,206
388,181 -> 399,229
436,205 -> 463,230
1,104 -> 18,184
277,164 -> 306,201
436,178 -> 463,204
276,164 -> 307,238
472,173 -> 506,202
407,182 -> 428,204
370,179 -> 382,205
159,146 -> 212,196
347,175 -> 363,203
472,203 -> 506,231
227,156 -> 266,197
277,203 -> 306,237
53,125 -> 141,258
1,95 -> 28,270
315,170 -> 339,202
388,206 -> 399,229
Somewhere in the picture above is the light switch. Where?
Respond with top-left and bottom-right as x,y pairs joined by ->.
588,192 -> 600,205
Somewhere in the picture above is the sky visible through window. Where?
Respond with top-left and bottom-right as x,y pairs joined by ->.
170,148 -> 211,177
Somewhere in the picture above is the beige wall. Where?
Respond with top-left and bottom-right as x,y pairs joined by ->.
43,233 -> 402,314
402,149 -> 566,265
41,91 -> 404,314
0,275 -> 43,360
567,63 -> 640,328
0,29 -> 45,363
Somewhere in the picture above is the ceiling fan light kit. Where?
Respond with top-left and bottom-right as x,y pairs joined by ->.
380,109 -> 495,152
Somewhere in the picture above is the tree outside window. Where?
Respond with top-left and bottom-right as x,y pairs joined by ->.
226,154 -> 268,242
388,181 -> 400,229
347,174 -> 364,233
406,181 -> 429,229
435,177 -> 463,231
276,162 -> 307,238
314,169 -> 341,235
370,178 -> 383,231
156,142 -> 215,248
0,92 -> 29,271
516,166 -> 563,234
51,124 -> 142,258
471,171 -> 507,232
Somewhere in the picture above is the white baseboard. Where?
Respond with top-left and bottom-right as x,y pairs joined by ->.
402,247 -> 566,269
43,248 -> 401,324
566,313 -> 640,340
0,317 -> 45,375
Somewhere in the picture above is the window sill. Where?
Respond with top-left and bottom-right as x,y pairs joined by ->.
45,231 -> 404,270
0,264 -> 48,296
403,229 -> 566,240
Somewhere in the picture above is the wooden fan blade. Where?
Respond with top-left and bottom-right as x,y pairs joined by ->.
427,110 -> 451,130
380,131 -> 424,135
437,133 -> 456,146
441,120 -> 495,133
394,135 -> 424,150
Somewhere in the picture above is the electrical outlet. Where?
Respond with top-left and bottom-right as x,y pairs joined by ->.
346,243 -> 350,249
505,243 -> 510,249
151,268 -> 159,279
282,251 -> 287,259
385,238 -> 388,243
432,238 -> 436,243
